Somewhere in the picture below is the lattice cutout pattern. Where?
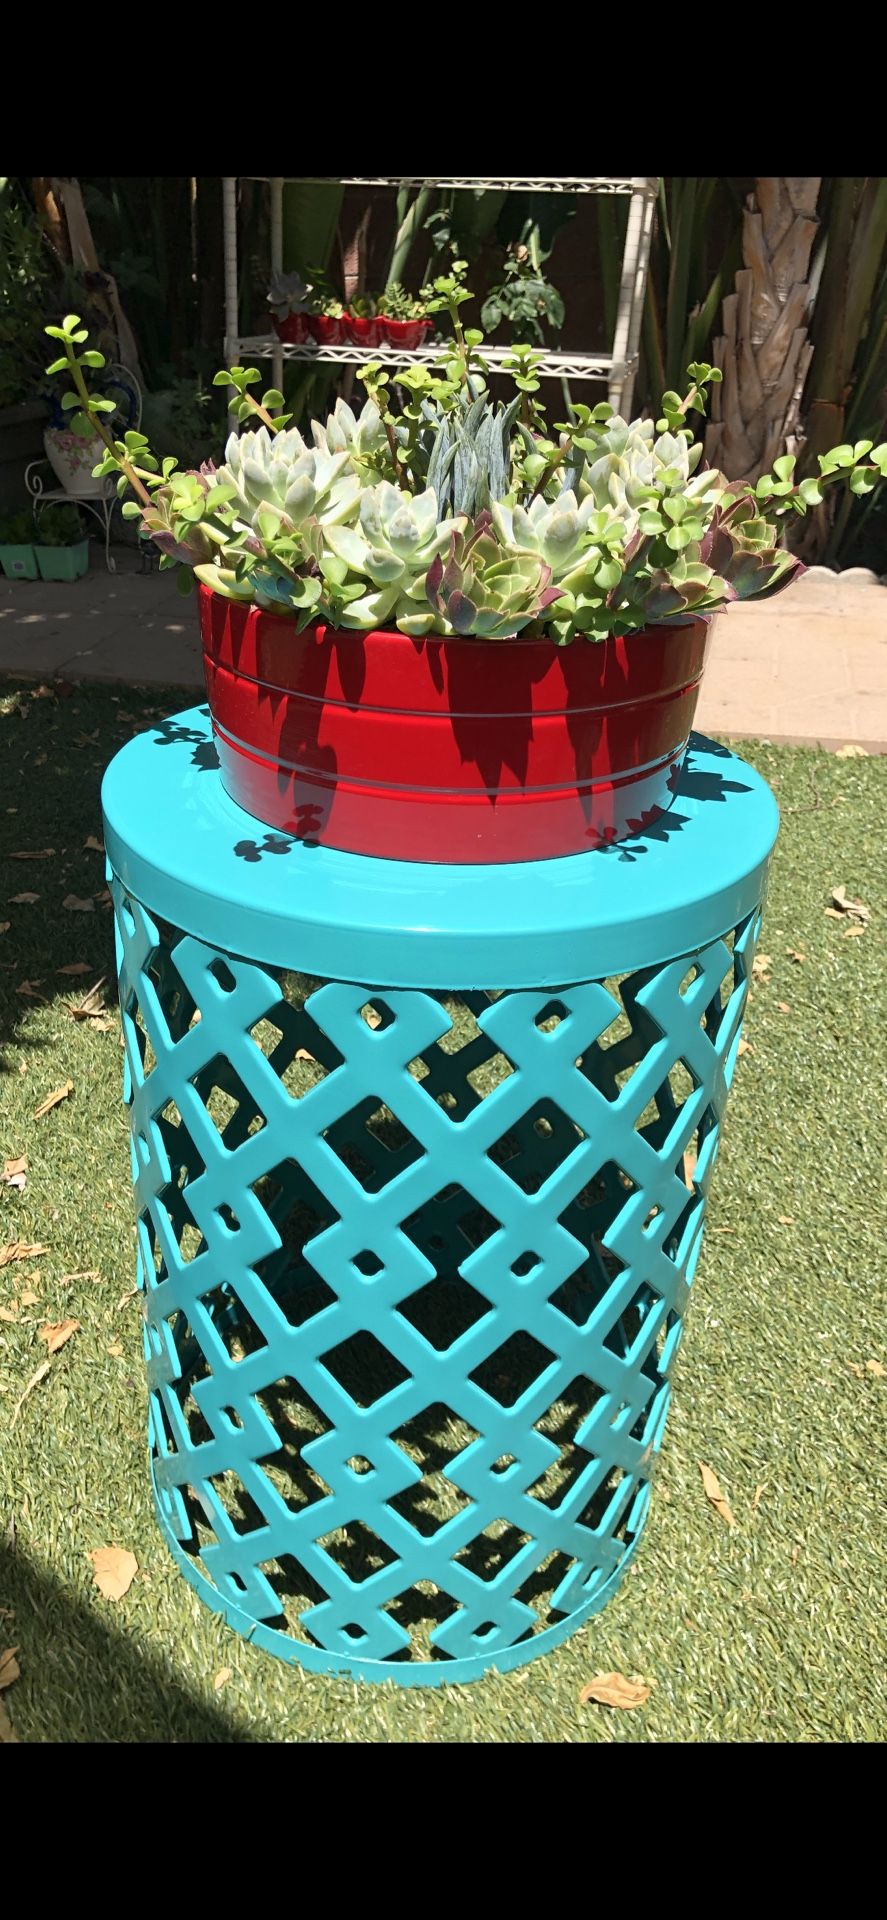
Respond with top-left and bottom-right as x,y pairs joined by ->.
113,875 -> 760,1678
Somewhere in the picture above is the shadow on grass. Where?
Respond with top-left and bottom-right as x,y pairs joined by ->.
0,1539 -> 249,1744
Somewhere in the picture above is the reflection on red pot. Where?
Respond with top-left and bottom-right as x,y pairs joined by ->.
308,314 -> 345,346
271,313 -> 311,345
380,317 -> 432,350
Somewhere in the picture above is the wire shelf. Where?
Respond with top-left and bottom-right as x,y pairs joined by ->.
237,334 -> 630,384
244,176 -> 655,196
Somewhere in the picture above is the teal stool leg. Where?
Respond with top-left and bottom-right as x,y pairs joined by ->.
112,874 -> 761,1686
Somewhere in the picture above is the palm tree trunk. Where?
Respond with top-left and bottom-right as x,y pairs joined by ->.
705,177 -> 821,481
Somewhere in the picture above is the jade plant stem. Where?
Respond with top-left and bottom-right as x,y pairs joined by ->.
59,342 -> 155,508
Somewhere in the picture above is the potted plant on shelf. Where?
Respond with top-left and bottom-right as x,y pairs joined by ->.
45,277 -> 887,862
343,294 -> 382,349
376,282 -> 433,351
0,509 -> 40,579
267,270 -> 314,346
308,289 -> 347,347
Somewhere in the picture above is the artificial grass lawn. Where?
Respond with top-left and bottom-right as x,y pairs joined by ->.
0,678 -> 884,1743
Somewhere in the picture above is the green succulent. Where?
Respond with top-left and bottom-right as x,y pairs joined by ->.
316,482 -> 467,634
426,513 -> 562,640
267,270 -> 313,320
221,424 -> 360,535
310,396 -> 390,473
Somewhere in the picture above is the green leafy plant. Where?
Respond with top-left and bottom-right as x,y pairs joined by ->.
0,509 -> 36,545
481,246 -> 565,345
33,503 -> 85,547
377,281 -> 427,322
44,307 -> 887,644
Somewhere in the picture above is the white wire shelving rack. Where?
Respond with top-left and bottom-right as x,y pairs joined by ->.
222,176 -> 658,415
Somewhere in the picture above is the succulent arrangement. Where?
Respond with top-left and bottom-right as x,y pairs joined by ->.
44,277 -> 887,646
267,274 -> 432,347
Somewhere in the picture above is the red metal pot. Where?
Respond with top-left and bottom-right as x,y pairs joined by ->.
343,313 -> 383,347
379,317 -> 432,350
271,313 -> 311,345
199,585 -> 713,863
308,314 -> 345,346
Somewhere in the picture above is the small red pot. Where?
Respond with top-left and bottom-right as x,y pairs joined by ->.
308,314 -> 345,346
343,313 -> 382,347
271,313 -> 311,345
379,317 -> 432,350
199,586 -> 712,863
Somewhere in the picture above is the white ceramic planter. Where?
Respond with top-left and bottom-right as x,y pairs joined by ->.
43,426 -> 108,496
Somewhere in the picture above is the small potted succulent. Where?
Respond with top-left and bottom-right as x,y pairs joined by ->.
267,270 -> 314,346
32,501 -> 89,580
0,509 -> 39,579
45,277 -> 887,861
308,290 -> 347,347
343,294 -> 382,349
377,281 -> 433,351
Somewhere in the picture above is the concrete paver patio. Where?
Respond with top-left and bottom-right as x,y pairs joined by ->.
1,552 -> 885,748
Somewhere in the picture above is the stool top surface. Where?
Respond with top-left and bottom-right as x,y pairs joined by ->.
102,705 -> 778,988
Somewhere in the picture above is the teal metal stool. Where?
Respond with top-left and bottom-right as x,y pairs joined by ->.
102,710 -> 778,1686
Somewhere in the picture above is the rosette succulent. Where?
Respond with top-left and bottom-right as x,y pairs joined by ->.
426,513 -> 562,639
221,424 -> 360,534
318,482 -> 467,633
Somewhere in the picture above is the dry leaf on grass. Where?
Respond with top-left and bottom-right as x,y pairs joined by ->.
295,1048 -> 315,1062
683,1154 -> 697,1190
3,1155 -> 27,1192
83,834 -> 104,852
89,1547 -> 138,1601
62,894 -> 95,913
699,1462 -> 736,1527
19,1288 -> 39,1308
0,1306 -> 18,1324
9,891 -> 40,905
843,925 -> 866,938
778,1214 -> 796,1225
751,1484 -> 766,1512
776,1002 -> 791,1015
0,1648 -> 20,1690
865,1359 -> 886,1379
737,1038 -> 752,1057
38,1317 -> 80,1354
752,954 -> 772,982
62,1269 -> 100,1285
106,1342 -> 124,1358
63,978 -> 114,1029
11,1358 -> 51,1425
847,1361 -> 864,1378
33,1079 -> 74,1118
16,980 -> 46,1001
786,949 -> 806,964
580,1672 -> 653,1710
213,1667 -> 232,1691
9,848 -> 55,861
56,961 -> 91,977
0,1242 -> 50,1268
829,885 -> 870,923
834,743 -> 869,758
